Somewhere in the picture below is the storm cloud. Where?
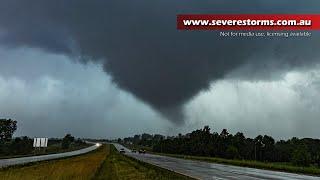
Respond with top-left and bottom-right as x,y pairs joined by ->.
0,0 -> 319,124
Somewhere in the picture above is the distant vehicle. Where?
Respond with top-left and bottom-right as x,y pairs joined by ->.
139,149 -> 146,154
131,149 -> 137,153
120,148 -> 125,153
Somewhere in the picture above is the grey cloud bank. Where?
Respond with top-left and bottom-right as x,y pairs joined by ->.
0,1 -> 319,138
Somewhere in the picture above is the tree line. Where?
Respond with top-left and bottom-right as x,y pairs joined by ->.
0,118 -> 85,157
121,126 -> 320,167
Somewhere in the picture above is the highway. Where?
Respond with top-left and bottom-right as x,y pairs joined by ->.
113,143 -> 320,180
0,144 -> 100,168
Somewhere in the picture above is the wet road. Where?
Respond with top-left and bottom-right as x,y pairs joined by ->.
0,144 -> 100,168
113,143 -> 320,180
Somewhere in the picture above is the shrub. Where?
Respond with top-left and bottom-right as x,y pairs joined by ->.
291,145 -> 311,166
61,134 -> 75,149
226,146 -> 239,159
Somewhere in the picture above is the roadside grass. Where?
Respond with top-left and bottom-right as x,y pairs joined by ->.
152,152 -> 320,176
0,145 -> 107,180
94,144 -> 194,180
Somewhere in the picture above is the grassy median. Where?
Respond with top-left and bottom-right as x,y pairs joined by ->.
94,145 -> 194,180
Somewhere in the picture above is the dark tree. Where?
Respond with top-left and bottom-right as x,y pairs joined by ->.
226,146 -> 239,159
61,134 -> 75,149
9,136 -> 33,155
220,129 -> 229,138
292,145 -> 311,166
0,119 -> 17,142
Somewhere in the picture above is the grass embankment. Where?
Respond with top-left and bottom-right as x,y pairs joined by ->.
94,145 -> 194,180
153,152 -> 320,176
0,145 -> 107,180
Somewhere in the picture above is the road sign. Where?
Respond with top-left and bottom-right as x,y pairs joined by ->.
33,138 -> 48,148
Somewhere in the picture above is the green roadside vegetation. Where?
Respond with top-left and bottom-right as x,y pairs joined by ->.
0,145 -> 108,180
123,143 -> 320,176
152,152 -> 320,176
123,144 -> 320,176
94,144 -> 193,180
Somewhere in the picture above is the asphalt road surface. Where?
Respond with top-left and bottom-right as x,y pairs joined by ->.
113,143 -> 320,180
0,144 -> 100,168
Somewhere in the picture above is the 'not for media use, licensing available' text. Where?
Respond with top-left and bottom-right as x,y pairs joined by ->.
219,31 -> 312,38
